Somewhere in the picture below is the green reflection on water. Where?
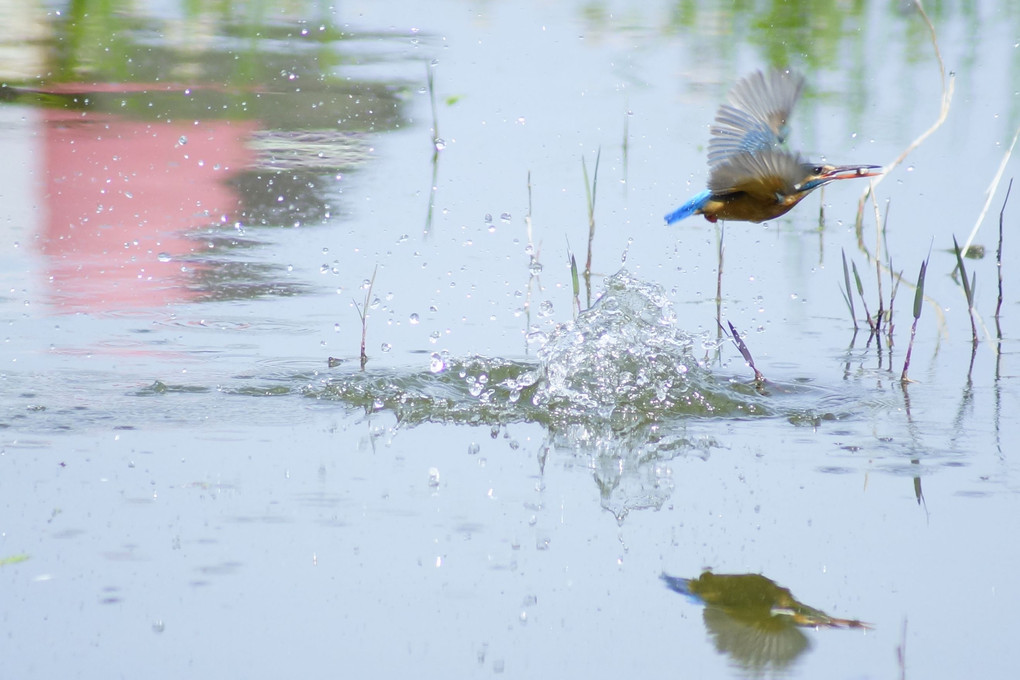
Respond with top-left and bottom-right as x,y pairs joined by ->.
2,1 -> 420,308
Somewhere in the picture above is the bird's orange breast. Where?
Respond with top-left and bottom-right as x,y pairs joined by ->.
701,192 -> 806,223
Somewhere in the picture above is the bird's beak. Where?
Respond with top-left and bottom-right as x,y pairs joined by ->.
823,164 -> 884,181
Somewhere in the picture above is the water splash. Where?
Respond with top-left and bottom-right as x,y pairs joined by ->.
537,269 -> 719,417
318,270 -> 779,426
317,270 -> 766,521
314,270 -> 864,519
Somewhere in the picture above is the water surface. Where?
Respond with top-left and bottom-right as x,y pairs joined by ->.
2,1 -> 1019,678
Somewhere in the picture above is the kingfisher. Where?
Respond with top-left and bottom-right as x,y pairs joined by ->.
665,69 -> 882,224
660,571 -> 871,629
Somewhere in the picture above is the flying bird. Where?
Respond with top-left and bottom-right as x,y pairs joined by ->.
665,69 -> 881,224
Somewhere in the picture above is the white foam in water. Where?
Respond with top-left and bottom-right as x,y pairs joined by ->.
535,269 -> 704,415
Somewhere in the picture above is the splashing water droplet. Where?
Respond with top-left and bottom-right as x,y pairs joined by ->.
525,330 -> 548,346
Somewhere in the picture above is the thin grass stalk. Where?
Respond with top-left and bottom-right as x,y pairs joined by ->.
581,148 -> 601,308
841,249 -> 858,330
354,265 -> 378,370
851,260 -> 876,333
874,261 -> 885,338
996,178 -> 1012,327
882,203 -> 897,342
877,200 -> 893,333
564,235 -> 579,316
901,257 -> 928,383
896,620 -> 908,680
952,235 -> 978,347
427,65 -> 439,149
424,65 -> 441,236
722,321 -> 765,386
716,222 -> 725,340
960,126 -> 1019,258
522,175 -> 542,353
870,192 -> 886,333
887,260 -> 902,346
582,148 -> 601,277
570,252 -> 580,317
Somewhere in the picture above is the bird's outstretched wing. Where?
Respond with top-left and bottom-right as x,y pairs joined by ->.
707,147 -> 804,200
707,69 -> 804,167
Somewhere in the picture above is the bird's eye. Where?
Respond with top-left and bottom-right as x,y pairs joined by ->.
812,166 -> 824,175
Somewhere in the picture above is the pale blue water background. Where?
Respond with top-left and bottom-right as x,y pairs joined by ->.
2,1 -> 1019,678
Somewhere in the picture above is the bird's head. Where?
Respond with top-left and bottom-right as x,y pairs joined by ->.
793,163 -> 883,194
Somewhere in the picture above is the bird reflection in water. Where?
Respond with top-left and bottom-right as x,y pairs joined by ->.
661,571 -> 870,674
665,69 -> 882,225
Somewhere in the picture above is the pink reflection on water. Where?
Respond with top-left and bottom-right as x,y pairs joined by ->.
40,104 -> 257,313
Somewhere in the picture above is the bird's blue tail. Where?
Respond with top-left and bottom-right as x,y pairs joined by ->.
664,189 -> 711,224
660,573 -> 702,603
